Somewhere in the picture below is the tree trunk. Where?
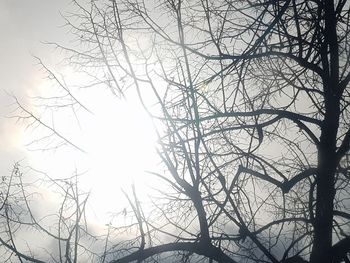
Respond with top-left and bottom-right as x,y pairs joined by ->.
311,142 -> 337,263
310,1 -> 340,261
310,87 -> 339,263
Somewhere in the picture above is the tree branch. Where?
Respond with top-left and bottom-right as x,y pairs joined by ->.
110,242 -> 237,263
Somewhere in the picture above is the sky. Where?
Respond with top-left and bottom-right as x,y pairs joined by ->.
0,0 -> 159,223
0,0 -> 71,183
0,0 -> 59,160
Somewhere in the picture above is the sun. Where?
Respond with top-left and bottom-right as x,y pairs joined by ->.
81,90 -> 159,216
25,79 -> 159,221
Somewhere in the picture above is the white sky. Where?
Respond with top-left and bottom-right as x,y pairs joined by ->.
0,0 -> 159,223
0,0 -> 69,180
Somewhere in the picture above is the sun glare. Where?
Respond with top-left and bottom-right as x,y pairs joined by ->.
82,91 -> 159,216
26,76 -> 159,222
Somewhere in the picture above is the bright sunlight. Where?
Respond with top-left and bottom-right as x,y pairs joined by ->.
26,75 -> 159,220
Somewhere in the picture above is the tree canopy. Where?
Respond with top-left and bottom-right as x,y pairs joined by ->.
1,0 -> 350,263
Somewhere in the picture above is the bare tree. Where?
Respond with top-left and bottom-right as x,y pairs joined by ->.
0,164 -> 107,262
4,0 -> 350,263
